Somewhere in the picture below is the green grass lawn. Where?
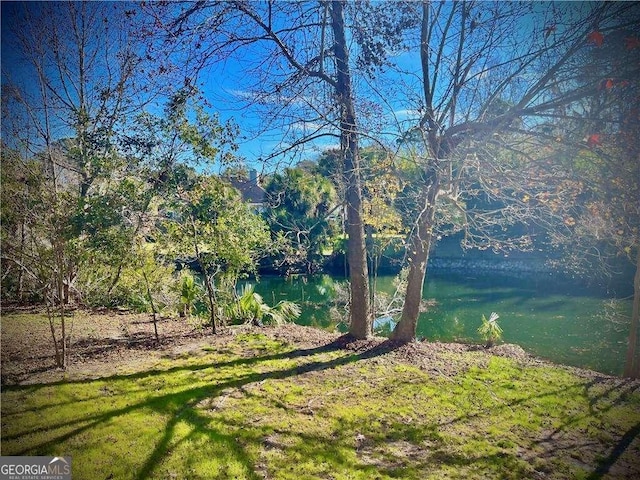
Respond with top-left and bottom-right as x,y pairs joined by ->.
2,331 -> 639,479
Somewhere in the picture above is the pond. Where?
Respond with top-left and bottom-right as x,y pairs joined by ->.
243,271 -> 633,376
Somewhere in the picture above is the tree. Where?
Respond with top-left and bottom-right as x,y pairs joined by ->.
107,84 -> 241,296
326,0 -> 372,338
386,1 -> 640,341
264,167 -> 338,274
0,145 -> 41,303
162,175 -> 270,334
541,27 -> 640,377
140,0 -> 639,346
1,1 -> 152,366
147,1 -> 374,338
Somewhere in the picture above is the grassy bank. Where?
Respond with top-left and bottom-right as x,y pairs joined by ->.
1,313 -> 639,479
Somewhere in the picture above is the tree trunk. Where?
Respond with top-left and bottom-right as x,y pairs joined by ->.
330,0 -> 371,339
196,253 -> 217,335
191,214 -> 218,335
391,165 -> 440,342
366,226 -> 377,333
58,290 -> 67,369
624,248 -> 640,378
17,221 -> 26,302
143,270 -> 160,342
391,1 -> 445,343
203,273 -> 218,335
54,241 -> 69,368
45,302 -> 63,368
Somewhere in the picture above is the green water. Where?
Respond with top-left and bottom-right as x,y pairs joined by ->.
245,272 -> 632,376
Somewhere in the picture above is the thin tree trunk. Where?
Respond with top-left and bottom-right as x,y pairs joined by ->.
17,221 -> 26,302
143,270 -> 160,342
624,248 -> 640,378
202,271 -> 217,335
59,292 -> 67,368
54,243 -> 68,368
196,249 -> 217,334
330,0 -> 371,339
45,300 -> 62,368
191,215 -> 218,334
366,226 -> 376,332
371,255 -> 378,334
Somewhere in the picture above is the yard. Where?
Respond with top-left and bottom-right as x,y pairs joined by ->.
1,311 -> 639,479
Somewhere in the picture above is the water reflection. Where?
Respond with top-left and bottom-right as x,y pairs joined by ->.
244,272 -> 632,376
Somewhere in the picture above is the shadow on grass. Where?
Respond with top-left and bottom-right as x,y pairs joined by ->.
587,421 -> 640,480
439,372 -> 640,478
133,338 -> 405,479
3,335 -> 639,479
3,335 -> 403,479
2,335 -> 355,393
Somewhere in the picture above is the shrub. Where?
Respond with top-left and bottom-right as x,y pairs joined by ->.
225,285 -> 301,326
478,312 -> 503,347
178,271 -> 203,318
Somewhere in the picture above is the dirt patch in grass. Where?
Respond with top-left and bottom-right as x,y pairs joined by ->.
0,309 -> 625,385
1,309 -> 211,384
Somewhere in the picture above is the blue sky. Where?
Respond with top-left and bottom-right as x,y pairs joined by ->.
1,0 -> 327,169
0,1 -> 606,173
181,0 -> 561,171
142,1 -> 435,171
